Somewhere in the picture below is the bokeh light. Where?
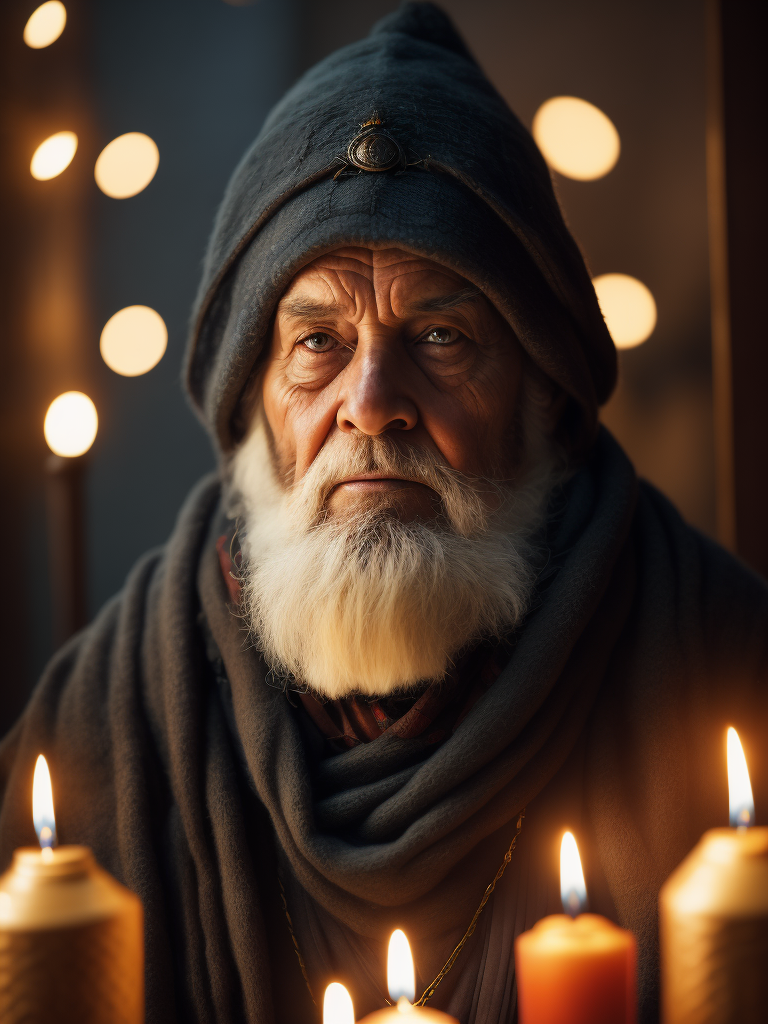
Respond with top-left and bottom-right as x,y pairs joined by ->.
533,96 -> 620,181
30,131 -> 77,180
44,392 -> 98,457
23,1 -> 67,49
593,273 -> 657,349
100,305 -> 167,376
94,133 -> 159,199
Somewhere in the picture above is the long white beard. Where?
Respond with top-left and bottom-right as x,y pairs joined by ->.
228,406 -> 560,700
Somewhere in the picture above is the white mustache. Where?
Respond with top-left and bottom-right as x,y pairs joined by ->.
287,433 -> 494,538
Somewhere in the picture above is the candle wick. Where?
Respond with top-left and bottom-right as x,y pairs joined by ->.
397,996 -> 413,1014
564,889 -> 582,918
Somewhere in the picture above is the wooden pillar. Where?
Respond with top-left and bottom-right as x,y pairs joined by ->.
45,456 -> 88,648
707,0 -> 768,576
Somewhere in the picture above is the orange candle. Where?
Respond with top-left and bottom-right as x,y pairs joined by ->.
357,930 -> 458,1023
515,832 -> 636,1024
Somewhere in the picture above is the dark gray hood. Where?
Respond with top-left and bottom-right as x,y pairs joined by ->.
185,2 -> 616,455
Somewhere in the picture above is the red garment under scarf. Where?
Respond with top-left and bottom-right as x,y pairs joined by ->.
216,532 -> 504,752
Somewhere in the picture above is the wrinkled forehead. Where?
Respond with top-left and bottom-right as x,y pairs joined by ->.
275,245 -> 487,323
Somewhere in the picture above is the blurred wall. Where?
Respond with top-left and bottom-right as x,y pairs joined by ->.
86,0 -> 301,624
1,0 -> 97,730
6,0 -> 302,709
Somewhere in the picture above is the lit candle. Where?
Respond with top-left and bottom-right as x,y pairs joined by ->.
357,929 -> 458,1022
324,981 -> 356,1024
0,755 -> 144,1023
515,831 -> 637,1024
660,727 -> 768,1023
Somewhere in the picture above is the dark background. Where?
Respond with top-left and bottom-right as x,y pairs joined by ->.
1,0 -> 714,731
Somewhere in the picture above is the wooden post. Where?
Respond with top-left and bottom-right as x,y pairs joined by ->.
707,0 -> 768,576
45,455 -> 87,647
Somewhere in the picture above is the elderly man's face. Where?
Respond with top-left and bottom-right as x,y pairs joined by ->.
234,247 -> 560,695
261,246 -> 525,521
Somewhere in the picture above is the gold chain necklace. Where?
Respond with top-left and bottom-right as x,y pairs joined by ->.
279,810 -> 525,1008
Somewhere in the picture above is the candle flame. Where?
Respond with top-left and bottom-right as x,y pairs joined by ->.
727,727 -> 754,828
323,982 -> 355,1024
387,929 -> 415,1004
32,755 -> 57,849
560,831 -> 587,916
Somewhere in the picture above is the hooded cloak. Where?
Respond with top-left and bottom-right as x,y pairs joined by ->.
2,6 -> 768,1024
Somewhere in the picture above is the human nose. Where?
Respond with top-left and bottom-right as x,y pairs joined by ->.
336,346 -> 418,435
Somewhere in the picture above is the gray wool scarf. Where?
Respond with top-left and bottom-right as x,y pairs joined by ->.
2,429 -> 768,1024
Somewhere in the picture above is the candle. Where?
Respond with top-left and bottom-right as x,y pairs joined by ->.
515,831 -> 637,1024
0,755 -> 144,1024
357,929 -> 458,1022
660,727 -> 768,1023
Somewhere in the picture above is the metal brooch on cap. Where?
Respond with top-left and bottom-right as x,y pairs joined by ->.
334,113 -> 406,178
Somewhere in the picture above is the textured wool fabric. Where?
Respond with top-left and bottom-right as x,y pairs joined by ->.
1,432 -> 767,1024
185,2 -> 616,456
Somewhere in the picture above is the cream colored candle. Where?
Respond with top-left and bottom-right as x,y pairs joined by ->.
0,756 -> 143,1024
357,930 -> 458,1023
515,832 -> 636,1024
660,728 -> 768,1024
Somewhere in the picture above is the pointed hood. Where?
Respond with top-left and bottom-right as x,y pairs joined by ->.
185,2 -> 616,455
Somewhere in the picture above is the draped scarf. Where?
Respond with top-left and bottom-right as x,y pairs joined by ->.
2,429 -> 768,1024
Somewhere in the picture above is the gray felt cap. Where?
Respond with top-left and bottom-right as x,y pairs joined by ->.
185,2 -> 617,456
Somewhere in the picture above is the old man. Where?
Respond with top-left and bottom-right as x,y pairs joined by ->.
2,5 -> 767,1023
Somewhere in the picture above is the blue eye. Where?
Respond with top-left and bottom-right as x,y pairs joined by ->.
302,333 -> 336,352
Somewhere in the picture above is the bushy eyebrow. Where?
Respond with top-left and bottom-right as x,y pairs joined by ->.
278,298 -> 345,328
279,287 -> 483,327
402,286 -> 483,314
